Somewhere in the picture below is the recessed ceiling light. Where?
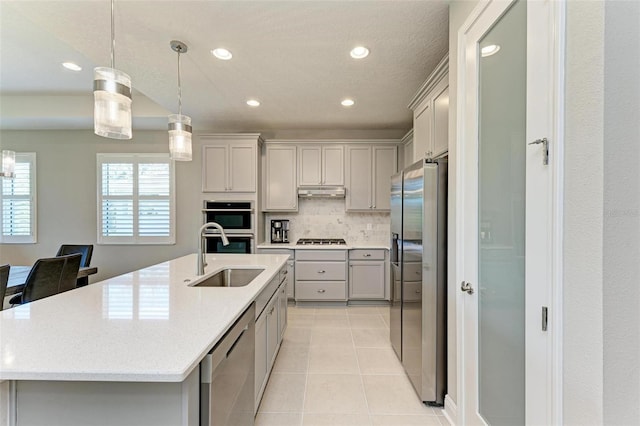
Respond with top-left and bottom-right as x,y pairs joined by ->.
246,99 -> 260,107
350,46 -> 370,59
62,62 -> 82,71
341,99 -> 355,107
211,48 -> 233,60
481,44 -> 501,57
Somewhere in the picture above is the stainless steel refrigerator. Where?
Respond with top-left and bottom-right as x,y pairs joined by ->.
390,158 -> 447,405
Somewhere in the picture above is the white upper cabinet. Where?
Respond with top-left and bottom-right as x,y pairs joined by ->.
298,145 -> 344,186
263,145 -> 298,211
373,146 -> 397,211
432,84 -> 449,158
345,145 -> 397,212
409,55 -> 449,161
201,134 -> 262,193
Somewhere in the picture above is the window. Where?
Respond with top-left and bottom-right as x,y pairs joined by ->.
97,154 -> 175,244
0,152 -> 37,243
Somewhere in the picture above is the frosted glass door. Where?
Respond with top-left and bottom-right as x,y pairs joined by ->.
477,0 -> 526,424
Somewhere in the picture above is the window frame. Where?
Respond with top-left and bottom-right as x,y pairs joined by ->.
0,152 -> 37,244
97,153 -> 175,245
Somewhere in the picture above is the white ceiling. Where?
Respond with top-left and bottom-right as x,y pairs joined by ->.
0,0 -> 449,134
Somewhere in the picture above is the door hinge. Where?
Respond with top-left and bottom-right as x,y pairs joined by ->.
542,306 -> 548,331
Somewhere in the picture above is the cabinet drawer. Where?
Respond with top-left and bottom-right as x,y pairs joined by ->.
295,250 -> 346,261
295,261 -> 346,281
349,249 -> 385,260
295,281 -> 347,301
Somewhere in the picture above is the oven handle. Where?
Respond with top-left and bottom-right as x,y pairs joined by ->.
202,233 -> 255,239
202,208 -> 254,211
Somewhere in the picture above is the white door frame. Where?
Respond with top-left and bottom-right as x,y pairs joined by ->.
454,0 -> 565,424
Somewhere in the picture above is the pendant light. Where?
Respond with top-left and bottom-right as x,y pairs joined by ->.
168,40 -> 192,162
0,150 -> 16,179
93,0 -> 132,139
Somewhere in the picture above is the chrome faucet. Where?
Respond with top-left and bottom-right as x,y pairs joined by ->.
197,222 -> 229,275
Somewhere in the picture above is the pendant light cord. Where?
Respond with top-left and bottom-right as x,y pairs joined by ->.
110,0 -> 115,69
177,48 -> 183,116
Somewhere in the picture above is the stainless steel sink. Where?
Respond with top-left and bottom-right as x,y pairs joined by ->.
191,268 -> 264,288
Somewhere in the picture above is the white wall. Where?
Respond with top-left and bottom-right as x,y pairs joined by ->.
0,130 -> 204,282
563,1 -> 605,423
603,1 -> 640,425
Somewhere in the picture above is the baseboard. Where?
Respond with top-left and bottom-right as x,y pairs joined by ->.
443,394 -> 457,426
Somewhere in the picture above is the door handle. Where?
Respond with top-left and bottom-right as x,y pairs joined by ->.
529,137 -> 549,165
461,281 -> 474,295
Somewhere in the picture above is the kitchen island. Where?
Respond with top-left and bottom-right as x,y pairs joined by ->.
0,253 -> 289,426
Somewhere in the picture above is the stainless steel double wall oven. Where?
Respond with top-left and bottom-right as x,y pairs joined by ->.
202,201 -> 255,253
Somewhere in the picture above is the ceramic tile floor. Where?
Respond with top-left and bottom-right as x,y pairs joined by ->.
256,305 -> 449,426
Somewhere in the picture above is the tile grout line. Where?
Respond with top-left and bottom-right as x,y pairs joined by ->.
350,318 -> 375,425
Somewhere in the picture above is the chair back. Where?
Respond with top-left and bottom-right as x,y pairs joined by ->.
56,244 -> 93,287
56,244 -> 93,267
58,253 -> 82,293
0,264 -> 9,310
20,256 -> 67,304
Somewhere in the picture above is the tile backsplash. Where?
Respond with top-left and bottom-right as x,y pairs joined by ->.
264,198 -> 390,245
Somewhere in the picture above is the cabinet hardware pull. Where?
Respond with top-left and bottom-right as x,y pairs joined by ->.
364,254 -> 371,257
318,270 -> 325,273
317,289 -> 326,293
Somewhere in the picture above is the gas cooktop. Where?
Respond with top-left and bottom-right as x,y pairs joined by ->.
296,238 -> 347,245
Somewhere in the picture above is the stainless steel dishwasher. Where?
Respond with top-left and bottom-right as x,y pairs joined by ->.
201,303 -> 255,426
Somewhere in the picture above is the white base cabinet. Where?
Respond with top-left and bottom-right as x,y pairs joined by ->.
7,368 -> 200,426
254,266 -> 288,412
257,248 -> 295,299
295,250 -> 347,302
348,249 -> 388,300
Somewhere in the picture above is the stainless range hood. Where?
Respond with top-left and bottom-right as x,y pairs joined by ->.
297,186 -> 346,198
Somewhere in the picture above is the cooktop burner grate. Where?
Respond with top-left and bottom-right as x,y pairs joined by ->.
296,238 -> 347,245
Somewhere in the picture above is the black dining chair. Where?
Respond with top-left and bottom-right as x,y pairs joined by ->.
0,264 -> 9,311
56,244 -> 93,287
9,254 -> 81,306
57,253 -> 82,294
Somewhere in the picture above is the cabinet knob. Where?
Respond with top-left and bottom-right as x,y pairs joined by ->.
317,289 -> 326,293
373,205 -> 376,209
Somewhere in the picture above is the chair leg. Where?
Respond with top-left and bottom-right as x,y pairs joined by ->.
76,277 -> 89,287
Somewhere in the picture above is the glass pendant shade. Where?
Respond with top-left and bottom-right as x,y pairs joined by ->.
168,114 -> 193,161
1,150 -> 16,178
94,67 -> 132,139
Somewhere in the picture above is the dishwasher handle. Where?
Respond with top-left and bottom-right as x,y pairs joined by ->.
226,325 -> 248,359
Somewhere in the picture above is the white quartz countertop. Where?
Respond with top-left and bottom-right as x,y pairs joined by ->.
257,242 -> 390,250
0,253 -> 288,383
